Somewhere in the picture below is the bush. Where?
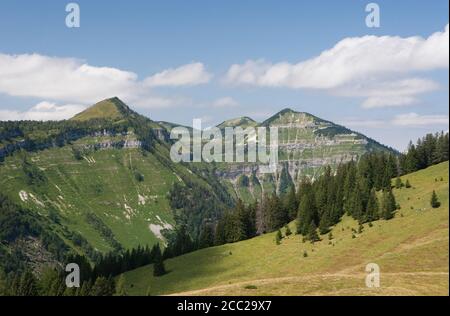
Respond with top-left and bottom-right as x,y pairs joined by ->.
134,171 -> 144,182
285,225 -> 292,236
275,229 -> 282,245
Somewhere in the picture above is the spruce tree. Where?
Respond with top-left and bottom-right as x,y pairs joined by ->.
296,185 -> 317,235
153,245 -> 167,277
198,224 -> 215,249
307,221 -> 320,243
318,209 -> 331,235
395,177 -> 403,189
381,190 -> 396,220
275,229 -> 282,245
405,179 -> 411,188
430,190 -> 441,208
285,186 -> 299,220
365,189 -> 380,223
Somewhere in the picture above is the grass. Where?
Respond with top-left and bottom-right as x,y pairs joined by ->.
71,98 -> 123,121
122,162 -> 449,296
0,140 -> 192,252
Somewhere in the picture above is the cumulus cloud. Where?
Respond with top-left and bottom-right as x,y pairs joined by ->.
391,112 -> 449,127
0,101 -> 86,121
144,63 -> 212,87
224,24 -> 449,108
0,53 -> 211,110
338,78 -> 440,108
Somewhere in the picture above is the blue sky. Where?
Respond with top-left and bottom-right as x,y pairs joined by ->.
0,0 -> 448,150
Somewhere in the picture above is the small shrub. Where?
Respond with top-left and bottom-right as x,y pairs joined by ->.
431,190 -> 441,208
285,225 -> 292,236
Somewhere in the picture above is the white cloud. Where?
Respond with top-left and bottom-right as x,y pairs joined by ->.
0,53 -> 211,109
212,97 -> 239,108
338,78 -> 440,108
392,113 -> 449,127
339,112 -> 449,129
224,24 -> 449,108
0,101 -> 86,121
144,63 -> 212,87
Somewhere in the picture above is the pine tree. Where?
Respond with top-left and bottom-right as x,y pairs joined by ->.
275,229 -> 282,245
430,190 -> 441,208
296,184 -> 317,235
318,208 -> 331,235
198,224 -> 215,249
381,189 -> 396,220
405,179 -> 411,188
395,177 -> 403,189
307,221 -> 320,243
285,186 -> 298,220
153,245 -> 166,277
364,189 -> 380,223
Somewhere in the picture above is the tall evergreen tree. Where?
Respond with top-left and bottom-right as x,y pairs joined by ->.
381,189 -> 396,220
153,245 -> 166,277
285,186 -> 299,220
307,221 -> 320,243
296,184 -> 317,235
198,224 -> 215,249
364,189 -> 380,223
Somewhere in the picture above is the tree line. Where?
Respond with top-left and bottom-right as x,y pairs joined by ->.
400,131 -> 448,174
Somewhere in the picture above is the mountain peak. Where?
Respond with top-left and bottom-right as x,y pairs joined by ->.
261,107 -> 319,126
217,116 -> 258,129
71,97 -> 131,121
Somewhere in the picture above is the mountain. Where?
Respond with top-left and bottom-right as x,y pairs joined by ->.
121,162 -> 449,296
0,97 -> 397,272
213,108 -> 395,202
0,98 -> 234,270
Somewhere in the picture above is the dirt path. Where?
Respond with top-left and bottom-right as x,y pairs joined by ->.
167,271 -> 448,296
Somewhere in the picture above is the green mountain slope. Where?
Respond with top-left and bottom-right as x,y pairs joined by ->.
71,97 -> 128,122
121,162 -> 449,296
0,98 -> 232,266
